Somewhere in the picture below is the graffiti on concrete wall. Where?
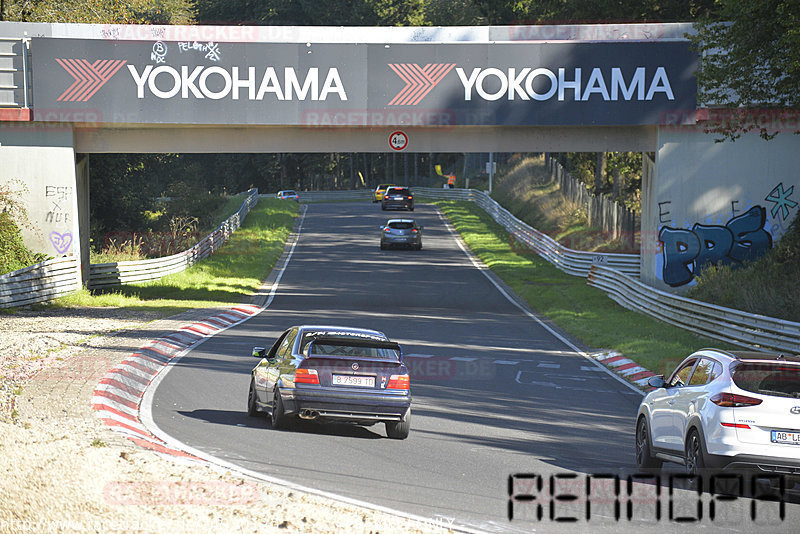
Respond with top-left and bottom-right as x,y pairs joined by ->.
49,230 -> 73,254
44,184 -> 73,255
658,181 -> 798,287
765,182 -> 797,221
659,206 -> 773,287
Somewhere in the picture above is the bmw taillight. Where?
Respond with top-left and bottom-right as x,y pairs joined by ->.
387,374 -> 410,390
384,228 -> 391,232
295,369 -> 319,385
711,392 -> 762,407
411,229 -> 418,233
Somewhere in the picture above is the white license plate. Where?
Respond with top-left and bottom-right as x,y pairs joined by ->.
333,374 -> 375,387
771,430 -> 800,445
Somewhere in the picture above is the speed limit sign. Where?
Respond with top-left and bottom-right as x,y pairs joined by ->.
388,131 -> 408,151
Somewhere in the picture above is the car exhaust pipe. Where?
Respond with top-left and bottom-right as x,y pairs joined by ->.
299,409 -> 319,420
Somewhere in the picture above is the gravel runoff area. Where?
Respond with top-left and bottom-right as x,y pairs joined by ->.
0,307 -> 452,534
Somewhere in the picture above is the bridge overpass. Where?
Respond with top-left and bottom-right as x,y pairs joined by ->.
0,21 -> 797,290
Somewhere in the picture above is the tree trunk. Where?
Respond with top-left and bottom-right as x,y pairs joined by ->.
595,152 -> 607,194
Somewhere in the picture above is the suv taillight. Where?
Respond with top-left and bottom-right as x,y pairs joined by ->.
710,392 -> 762,407
295,369 -> 319,385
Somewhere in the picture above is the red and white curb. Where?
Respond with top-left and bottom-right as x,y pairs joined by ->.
91,304 -> 262,459
593,350 -> 657,391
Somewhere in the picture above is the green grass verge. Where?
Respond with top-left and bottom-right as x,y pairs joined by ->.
47,198 -> 298,317
435,199 -> 729,376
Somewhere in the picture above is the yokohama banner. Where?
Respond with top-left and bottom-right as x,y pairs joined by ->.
31,37 -> 697,126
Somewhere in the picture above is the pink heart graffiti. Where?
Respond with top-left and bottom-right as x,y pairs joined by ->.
49,231 -> 73,254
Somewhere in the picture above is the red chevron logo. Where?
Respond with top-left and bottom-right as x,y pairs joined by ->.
387,63 -> 456,106
55,59 -> 128,102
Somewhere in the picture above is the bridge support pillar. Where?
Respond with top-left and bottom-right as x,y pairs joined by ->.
0,124 -> 83,276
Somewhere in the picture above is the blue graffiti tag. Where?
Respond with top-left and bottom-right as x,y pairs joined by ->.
659,206 -> 773,287
765,182 -> 797,221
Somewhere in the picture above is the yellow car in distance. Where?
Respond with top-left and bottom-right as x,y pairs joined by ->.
373,184 -> 397,203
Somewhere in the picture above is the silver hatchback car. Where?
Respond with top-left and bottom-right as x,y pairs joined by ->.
636,349 -> 800,484
380,219 -> 423,250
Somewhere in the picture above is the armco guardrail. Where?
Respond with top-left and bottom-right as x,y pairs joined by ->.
414,187 -> 640,277
588,264 -> 800,355
298,190 -> 372,202
88,189 -> 258,289
0,257 -> 81,308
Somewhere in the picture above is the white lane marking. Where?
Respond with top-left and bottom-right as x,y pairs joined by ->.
264,204 -> 307,309
537,363 -> 560,369
437,208 -> 644,397
449,357 -> 478,362
404,353 -> 435,358
493,360 -> 519,365
581,366 -> 606,372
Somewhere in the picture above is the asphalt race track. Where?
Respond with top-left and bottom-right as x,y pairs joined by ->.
148,202 -> 797,533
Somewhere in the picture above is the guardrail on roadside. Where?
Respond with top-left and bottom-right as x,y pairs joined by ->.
88,188 -> 259,289
413,187 -> 641,277
588,264 -> 800,355
0,257 -> 81,308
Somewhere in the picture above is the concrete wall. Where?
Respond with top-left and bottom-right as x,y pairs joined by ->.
642,126 -> 800,290
74,125 -> 657,154
0,124 -> 79,260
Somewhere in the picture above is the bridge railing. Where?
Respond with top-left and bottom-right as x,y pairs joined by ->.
0,37 -> 30,111
88,188 -> 259,289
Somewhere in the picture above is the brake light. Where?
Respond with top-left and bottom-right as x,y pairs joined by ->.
295,369 -> 319,385
411,229 -> 418,233
710,392 -> 763,407
407,196 -> 413,200
721,422 -> 751,429
387,374 -> 410,390
384,228 -> 391,232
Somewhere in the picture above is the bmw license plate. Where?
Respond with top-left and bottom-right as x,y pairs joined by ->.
771,430 -> 800,445
333,374 -> 375,387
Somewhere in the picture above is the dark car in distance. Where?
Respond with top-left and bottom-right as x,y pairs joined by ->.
381,186 -> 414,211
380,219 -> 423,250
247,325 -> 412,439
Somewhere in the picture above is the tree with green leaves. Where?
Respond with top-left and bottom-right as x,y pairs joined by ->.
2,0 -> 194,24
197,0 -> 424,26
691,0 -> 800,140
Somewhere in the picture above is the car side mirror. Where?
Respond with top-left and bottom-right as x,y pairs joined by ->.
252,347 -> 266,358
647,375 -> 666,388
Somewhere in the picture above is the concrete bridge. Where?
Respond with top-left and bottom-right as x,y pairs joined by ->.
0,21 -> 797,290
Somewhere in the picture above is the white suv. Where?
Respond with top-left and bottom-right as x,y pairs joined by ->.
636,349 -> 800,482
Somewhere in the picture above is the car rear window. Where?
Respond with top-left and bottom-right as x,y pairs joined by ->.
310,342 -> 400,360
732,363 -> 800,398
387,189 -> 410,195
388,222 -> 414,230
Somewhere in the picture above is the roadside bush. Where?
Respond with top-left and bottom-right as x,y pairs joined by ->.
0,212 -> 40,274
689,216 -> 800,322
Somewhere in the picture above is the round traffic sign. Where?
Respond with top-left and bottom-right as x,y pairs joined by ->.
388,130 -> 408,151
